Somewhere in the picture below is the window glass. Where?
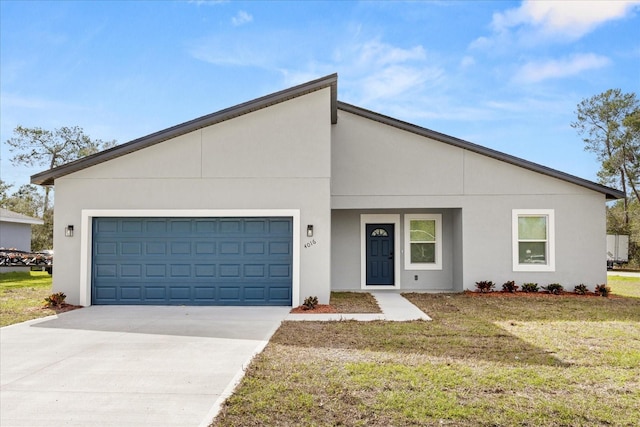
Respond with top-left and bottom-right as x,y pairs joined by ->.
410,219 -> 435,242
518,242 -> 546,264
411,242 -> 435,263
512,210 -> 554,272
370,228 -> 388,237
518,216 -> 547,240
404,214 -> 442,270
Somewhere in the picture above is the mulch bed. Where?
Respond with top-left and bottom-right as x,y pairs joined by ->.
290,304 -> 338,314
46,304 -> 83,313
464,290 -> 622,299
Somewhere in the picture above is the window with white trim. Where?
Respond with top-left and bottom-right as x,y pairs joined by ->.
512,209 -> 555,271
404,214 -> 442,270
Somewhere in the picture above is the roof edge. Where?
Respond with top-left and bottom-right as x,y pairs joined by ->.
337,101 -> 625,200
0,208 -> 44,225
32,73 -> 338,186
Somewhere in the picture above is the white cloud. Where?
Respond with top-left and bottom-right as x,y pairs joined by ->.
231,10 -> 253,26
513,53 -> 611,83
329,39 -> 443,104
356,41 -> 426,67
188,0 -> 227,6
460,56 -> 475,68
492,0 -> 640,40
359,65 -> 438,103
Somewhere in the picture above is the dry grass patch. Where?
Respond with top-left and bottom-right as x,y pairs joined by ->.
330,291 -> 381,313
213,291 -> 640,426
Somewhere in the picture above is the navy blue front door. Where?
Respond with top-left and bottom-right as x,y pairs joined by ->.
366,223 -> 394,285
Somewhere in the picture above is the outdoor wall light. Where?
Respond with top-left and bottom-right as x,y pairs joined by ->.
307,224 -> 314,237
65,225 -> 74,237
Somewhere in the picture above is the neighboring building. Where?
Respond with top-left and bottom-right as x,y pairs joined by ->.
31,74 -> 623,307
0,208 -> 44,273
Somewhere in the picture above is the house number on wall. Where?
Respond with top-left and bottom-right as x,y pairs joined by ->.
304,239 -> 317,249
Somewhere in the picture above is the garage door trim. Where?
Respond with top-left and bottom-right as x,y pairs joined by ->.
79,209 -> 300,307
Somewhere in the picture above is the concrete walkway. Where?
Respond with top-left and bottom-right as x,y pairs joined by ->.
286,292 -> 431,321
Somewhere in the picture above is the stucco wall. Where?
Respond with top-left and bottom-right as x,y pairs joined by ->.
331,209 -> 462,292
0,222 -> 32,251
52,88 -> 333,306
331,110 -> 607,291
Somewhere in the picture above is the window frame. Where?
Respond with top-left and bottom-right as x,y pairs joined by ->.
512,209 -> 555,272
404,213 -> 442,270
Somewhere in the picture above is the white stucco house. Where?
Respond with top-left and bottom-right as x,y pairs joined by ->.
31,74 -> 623,307
0,208 -> 44,273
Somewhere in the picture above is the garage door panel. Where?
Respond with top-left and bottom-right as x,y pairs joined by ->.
269,286 -> 291,301
120,286 -> 142,300
195,242 -> 216,255
195,264 -> 216,277
220,220 -> 241,233
92,217 -> 292,305
269,264 -> 291,278
122,220 -> 143,232
96,242 -> 117,255
121,264 -> 142,277
144,286 -> 166,300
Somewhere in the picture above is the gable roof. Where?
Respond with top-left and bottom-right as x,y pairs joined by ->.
31,73 -> 623,200
337,102 -> 624,200
0,208 -> 44,225
31,74 -> 338,186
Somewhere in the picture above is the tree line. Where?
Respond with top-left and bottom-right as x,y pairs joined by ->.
572,89 -> 640,266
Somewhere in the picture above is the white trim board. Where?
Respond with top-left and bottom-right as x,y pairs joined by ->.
80,209 -> 301,307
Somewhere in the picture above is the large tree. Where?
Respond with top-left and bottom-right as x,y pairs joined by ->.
5,125 -> 117,212
571,89 -> 640,225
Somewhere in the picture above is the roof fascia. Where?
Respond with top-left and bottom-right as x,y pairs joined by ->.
337,101 -> 624,200
32,74 -> 338,186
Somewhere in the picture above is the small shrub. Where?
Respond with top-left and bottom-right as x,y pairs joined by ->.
302,296 -> 319,310
595,284 -> 611,297
542,283 -> 564,295
44,292 -> 66,308
475,280 -> 495,293
502,280 -> 518,293
521,282 -> 539,293
574,284 -> 588,295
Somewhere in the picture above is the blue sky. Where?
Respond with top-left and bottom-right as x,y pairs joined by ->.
1,0 -> 639,188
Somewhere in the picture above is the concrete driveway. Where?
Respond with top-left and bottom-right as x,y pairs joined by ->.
0,305 -> 289,427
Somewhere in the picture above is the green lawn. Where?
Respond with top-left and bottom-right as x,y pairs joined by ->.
213,282 -> 640,426
0,271 -> 54,327
608,274 -> 640,298
3,270 -> 639,425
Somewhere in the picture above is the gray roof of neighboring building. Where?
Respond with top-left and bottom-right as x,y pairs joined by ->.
0,208 -> 44,225
31,73 -> 623,200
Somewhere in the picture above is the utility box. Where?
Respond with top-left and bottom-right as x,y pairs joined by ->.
607,234 -> 629,269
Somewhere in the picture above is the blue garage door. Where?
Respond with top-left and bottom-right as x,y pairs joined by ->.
92,217 -> 292,305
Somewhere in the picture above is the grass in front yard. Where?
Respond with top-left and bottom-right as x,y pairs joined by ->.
609,275 -> 640,298
0,271 -> 54,327
330,291 -> 381,313
213,291 -> 640,426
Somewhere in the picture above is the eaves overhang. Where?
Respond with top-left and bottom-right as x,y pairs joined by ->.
337,101 -> 625,200
31,73 -> 338,186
